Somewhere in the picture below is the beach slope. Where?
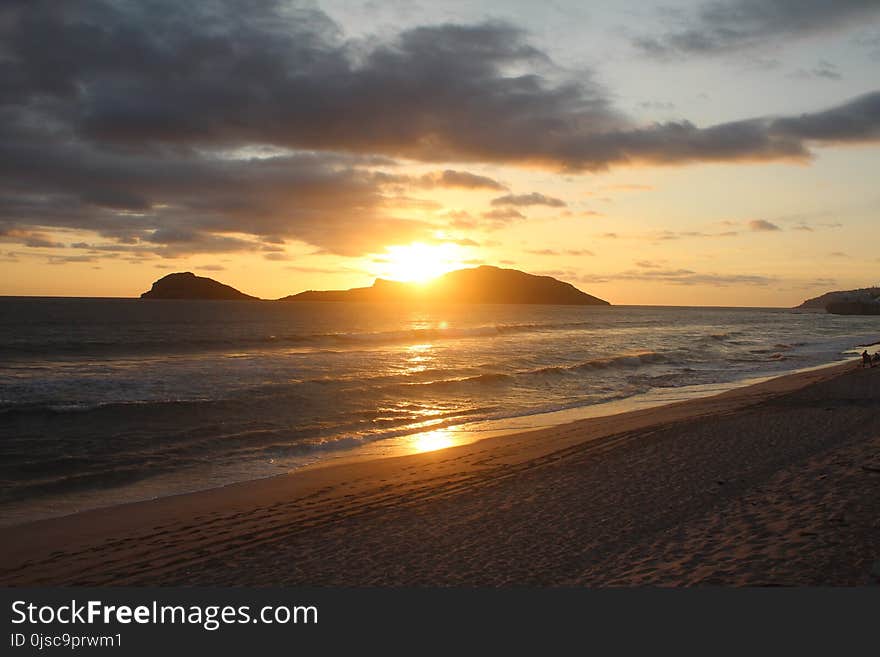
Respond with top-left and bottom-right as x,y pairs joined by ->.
2,361 -> 879,586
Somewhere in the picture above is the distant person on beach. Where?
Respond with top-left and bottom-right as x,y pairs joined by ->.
861,350 -> 872,367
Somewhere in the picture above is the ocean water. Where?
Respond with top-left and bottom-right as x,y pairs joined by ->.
1,298 -> 878,525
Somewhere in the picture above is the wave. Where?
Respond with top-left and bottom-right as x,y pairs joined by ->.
0,319 -> 607,360
391,351 -> 673,393
0,349 -> 680,415
0,397 -> 213,417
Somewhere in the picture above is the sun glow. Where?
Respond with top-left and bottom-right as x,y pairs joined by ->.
378,242 -> 465,284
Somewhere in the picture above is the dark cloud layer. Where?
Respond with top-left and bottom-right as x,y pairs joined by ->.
770,91 -> 880,142
635,0 -> 880,56
2,0 -> 880,257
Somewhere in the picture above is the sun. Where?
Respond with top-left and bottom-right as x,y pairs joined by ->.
379,242 -> 465,284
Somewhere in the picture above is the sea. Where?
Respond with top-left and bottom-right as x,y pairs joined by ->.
1,297 -> 878,526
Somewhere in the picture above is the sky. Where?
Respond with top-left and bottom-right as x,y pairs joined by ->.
1,0 -> 879,306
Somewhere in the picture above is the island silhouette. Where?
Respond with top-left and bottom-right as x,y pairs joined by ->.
796,286 -> 880,315
140,272 -> 258,300
140,266 -> 610,305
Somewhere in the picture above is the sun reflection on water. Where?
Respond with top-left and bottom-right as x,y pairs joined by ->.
411,428 -> 456,453
403,342 -> 434,374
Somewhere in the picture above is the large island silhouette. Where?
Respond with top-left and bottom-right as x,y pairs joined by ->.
141,266 -> 610,305
796,286 -> 880,315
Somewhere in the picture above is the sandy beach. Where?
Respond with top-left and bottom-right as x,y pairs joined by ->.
2,359 -> 879,587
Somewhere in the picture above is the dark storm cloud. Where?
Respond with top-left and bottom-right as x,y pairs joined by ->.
3,1 -> 880,257
0,129 -> 437,255
6,1 -> 624,159
634,0 -> 880,56
4,0 -> 834,171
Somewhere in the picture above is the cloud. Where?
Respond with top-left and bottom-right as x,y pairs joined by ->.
0,229 -> 66,249
47,255 -> 97,265
442,210 -> 477,229
0,140 -> 438,256
9,3 -> 626,163
638,101 -> 676,112
790,220 -> 842,231
748,219 -> 782,231
769,91 -> 880,142
285,265 -> 355,274
9,0 -> 874,176
263,252 -> 292,261
603,184 -> 654,192
416,170 -> 506,190
809,277 -> 838,287
481,208 -> 526,224
607,229 -> 740,241
2,1 -> 880,259
490,193 -> 567,207
526,248 -> 594,256
789,60 -> 842,80
855,32 -> 880,59
634,0 -> 880,56
581,268 -> 776,287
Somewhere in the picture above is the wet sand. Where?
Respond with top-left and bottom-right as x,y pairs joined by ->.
2,360 -> 879,586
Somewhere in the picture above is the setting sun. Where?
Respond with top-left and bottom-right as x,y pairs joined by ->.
378,242 -> 466,284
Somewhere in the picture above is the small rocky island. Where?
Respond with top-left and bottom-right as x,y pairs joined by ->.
140,266 -> 610,305
140,272 -> 258,300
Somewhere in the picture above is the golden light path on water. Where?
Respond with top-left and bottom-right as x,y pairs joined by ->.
403,342 -> 434,374
400,341 -> 462,453
411,428 -> 457,453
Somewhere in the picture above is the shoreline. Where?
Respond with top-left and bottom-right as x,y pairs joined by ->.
322,355 -> 861,467
3,357 -> 878,585
1,355 -> 860,529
